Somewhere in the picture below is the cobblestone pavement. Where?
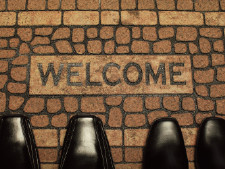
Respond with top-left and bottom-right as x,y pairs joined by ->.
0,0 -> 225,169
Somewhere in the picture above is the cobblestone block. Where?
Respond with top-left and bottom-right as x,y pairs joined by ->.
197,97 -> 214,111
177,0 -> 193,10
116,27 -> 130,44
101,11 -> 119,25
100,27 -> 114,39
182,97 -> 195,111
121,11 -> 157,25
0,28 -> 15,37
106,130 -> 122,146
48,0 -> 60,10
18,11 -> 61,26
211,84 -> 225,97
214,40 -> 224,52
61,0 -> 75,10
138,0 -> 155,9
131,41 -> 150,53
174,43 -> 187,53
77,0 -> 99,10
108,107 -> 122,127
176,27 -> 197,41
125,148 -> 143,162
64,97 -> 78,112
159,11 -> 203,25
157,0 -> 175,10
101,0 -> 119,10
52,28 -> 70,40
205,12 -> 225,26
51,113 -> 67,127
12,56 -> 29,65
56,40 -> 73,53
64,11 -> 99,25
0,12 -> 16,25
153,40 -> 171,53
193,55 -> 209,68
145,97 -> 160,110
125,114 -> 146,127
10,38 -> 19,48
116,46 -> 129,54
24,98 -> 44,113
124,129 -> 148,146
158,27 -> 174,39
195,85 -> 208,97
9,96 -> 24,111
47,99 -> 61,113
38,149 -> 58,162
212,54 -> 225,66
28,0 -> 46,10
143,27 -> 157,41
111,148 -> 123,162
121,0 -> 136,9
199,38 -> 211,53
194,69 -> 214,83
0,49 -> 16,58
19,43 -> 30,54
81,97 -> 105,112
104,41 -> 115,54
195,0 -> 219,11
124,97 -> 143,112
34,129 -> 58,147
200,28 -> 222,38
31,115 -> 49,127
17,28 -> 32,42
163,96 -> 179,111
11,67 -> 27,82
217,67 -> 225,82
8,83 -> 26,93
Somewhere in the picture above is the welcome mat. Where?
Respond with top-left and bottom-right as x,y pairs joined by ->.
0,0 -> 225,168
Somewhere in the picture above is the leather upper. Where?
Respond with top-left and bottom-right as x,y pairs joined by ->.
0,115 -> 40,169
143,118 -> 188,169
196,117 -> 225,169
59,115 -> 115,169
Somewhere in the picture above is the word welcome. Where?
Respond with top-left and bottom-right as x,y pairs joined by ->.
30,55 -> 193,94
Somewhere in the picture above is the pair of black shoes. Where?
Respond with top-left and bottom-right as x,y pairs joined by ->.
0,115 -> 225,169
0,115 -> 114,169
143,117 -> 225,169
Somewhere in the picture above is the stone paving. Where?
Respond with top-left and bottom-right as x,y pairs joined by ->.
0,0 -> 225,169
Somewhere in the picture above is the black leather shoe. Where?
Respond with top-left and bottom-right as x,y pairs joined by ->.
143,118 -> 188,169
59,115 -> 115,169
196,117 -> 225,169
0,115 -> 40,169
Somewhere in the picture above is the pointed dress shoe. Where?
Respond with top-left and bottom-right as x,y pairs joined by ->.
59,115 -> 115,169
143,118 -> 188,169
0,115 -> 40,169
196,117 -> 225,169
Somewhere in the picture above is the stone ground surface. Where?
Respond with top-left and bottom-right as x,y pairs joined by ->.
1,0 -> 225,169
